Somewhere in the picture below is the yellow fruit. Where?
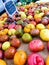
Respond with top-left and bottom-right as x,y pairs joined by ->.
1,13 -> 7,18
40,29 -> 49,41
0,31 -> 5,35
24,27 -> 30,33
26,24 -> 35,30
39,13 -> 44,17
0,59 -> 6,65
14,50 -> 27,65
34,14 -> 41,20
27,15 -> 32,20
24,9 -> 27,12
46,55 -> 49,65
19,12 -> 26,19
46,24 -> 49,29
41,7 -> 48,11
36,24 -> 45,30
4,29 -> 8,35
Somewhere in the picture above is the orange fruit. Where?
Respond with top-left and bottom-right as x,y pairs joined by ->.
1,13 -> 7,18
46,55 -> 49,65
4,29 -> 8,35
14,50 -> 27,65
46,24 -> 49,29
0,59 -> 6,65
24,27 -> 30,33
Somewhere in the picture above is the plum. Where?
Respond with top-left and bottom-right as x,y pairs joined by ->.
28,53 -> 45,65
28,39 -> 44,52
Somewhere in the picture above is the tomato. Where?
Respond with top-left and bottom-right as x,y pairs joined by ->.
14,50 -> 27,65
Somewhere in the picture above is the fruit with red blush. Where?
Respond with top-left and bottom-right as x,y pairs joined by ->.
10,38 -> 20,48
28,39 -> 44,52
4,47 -> 16,59
41,18 -> 48,25
47,42 -> 49,51
0,43 -> 2,49
0,50 -> 4,59
28,53 -> 45,65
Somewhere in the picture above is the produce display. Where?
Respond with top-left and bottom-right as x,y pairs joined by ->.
0,2 -> 49,65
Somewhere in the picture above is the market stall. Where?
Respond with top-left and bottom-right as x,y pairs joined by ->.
0,0 -> 49,65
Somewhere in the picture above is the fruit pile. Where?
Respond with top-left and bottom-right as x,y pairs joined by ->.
0,2 -> 49,65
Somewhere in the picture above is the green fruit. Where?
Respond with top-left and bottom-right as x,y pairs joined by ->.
0,18 -> 6,24
22,33 -> 32,43
16,28 -> 23,36
16,20 -> 23,25
22,2 -> 26,5
8,29 -> 16,35
27,15 -> 32,20
2,41 -> 10,50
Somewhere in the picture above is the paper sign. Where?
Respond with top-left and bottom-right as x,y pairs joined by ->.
2,0 -> 18,17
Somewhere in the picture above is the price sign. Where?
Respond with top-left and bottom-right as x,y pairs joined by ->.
2,0 -> 18,17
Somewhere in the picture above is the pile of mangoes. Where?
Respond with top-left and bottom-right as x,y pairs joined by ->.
0,2 -> 49,65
